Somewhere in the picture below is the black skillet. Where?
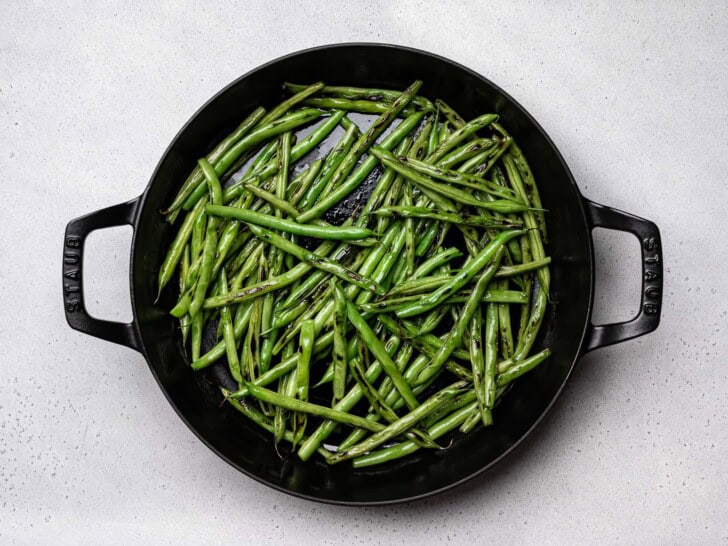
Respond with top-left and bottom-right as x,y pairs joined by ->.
62,44 -> 663,505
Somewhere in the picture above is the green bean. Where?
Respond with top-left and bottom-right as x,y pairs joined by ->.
330,381 -> 464,463
434,99 -> 466,129
396,229 -> 524,318
516,236 -> 534,344
352,401 -> 478,468
183,111 -> 344,210
240,183 -> 377,247
331,280 -> 348,402
354,224 -> 407,305
336,342 -> 415,449
300,97 -> 417,116
397,155 -> 521,201
277,243 -> 354,310
311,80 -> 422,203
348,345 -> 396,424
241,255 -> 264,379
494,257 -> 551,278
497,349 -> 551,386
218,270 -> 242,384
250,138 -> 279,174
170,293 -> 191,318
216,229 -> 253,280
157,198 -> 206,294
272,287 -> 331,355
464,136 -> 513,177
457,135 -> 507,174
179,246 -> 190,292
205,205 -> 373,240
372,147 -> 530,213
242,182 -> 299,217
179,313 -> 191,345
270,298 -> 309,331
274,372 -> 289,445
188,159 -> 223,318
385,120 -> 432,249
282,342 -> 305,435
489,164 -> 525,265
372,205 -> 521,229
437,137 -> 496,169
428,105 -> 440,155
377,314 -> 470,362
376,173 -> 406,233
190,312 -> 203,362
284,82 -> 434,111
218,146 -> 269,200
407,112 -> 435,161
460,406 -> 491,433
426,113 -> 498,163
226,353 -> 298,399
503,156 -> 550,362
415,248 -> 503,385
231,241 -> 264,291
497,279 -> 514,359
301,124 -> 358,208
222,391 -> 332,461
204,239 -> 337,309
383,248 -> 407,293
359,135 -> 413,223
316,323 -> 375,388
244,225 -> 383,295
191,301 -> 253,370
423,390 -> 477,428
346,302 -> 418,410
438,122 -> 450,143
387,272 -> 455,296
296,106 -> 425,222
274,132 -> 292,217
414,222 -> 439,257
358,289 -> 526,313
402,180 -> 416,277
296,320 -> 314,402
376,119 -> 424,229
416,305 -> 449,335
348,344 -> 436,450
274,221 -> 403,354
507,143 -> 547,241
257,255 -> 277,374
211,193 -> 255,278
380,158 -> 456,223
291,319 -> 314,443
288,159 -> 323,206
483,302 -> 498,410
244,383 -> 385,432
164,106 -> 266,214
185,108 -> 323,208
469,307 -> 490,425
297,332 -> 401,461
191,199 -> 206,254
259,82 -> 325,126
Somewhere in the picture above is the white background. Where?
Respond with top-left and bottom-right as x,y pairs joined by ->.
2,1 -> 727,544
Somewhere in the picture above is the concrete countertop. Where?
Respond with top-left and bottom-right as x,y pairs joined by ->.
1,2 -> 726,544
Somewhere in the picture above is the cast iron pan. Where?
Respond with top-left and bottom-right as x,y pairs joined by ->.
62,44 -> 663,505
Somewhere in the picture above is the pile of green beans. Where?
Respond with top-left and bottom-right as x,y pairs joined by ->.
158,81 -> 552,467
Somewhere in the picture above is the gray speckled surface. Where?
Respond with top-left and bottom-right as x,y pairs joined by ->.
1,2 -> 727,544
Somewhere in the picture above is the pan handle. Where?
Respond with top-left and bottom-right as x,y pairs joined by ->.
582,199 -> 663,353
62,197 -> 142,352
